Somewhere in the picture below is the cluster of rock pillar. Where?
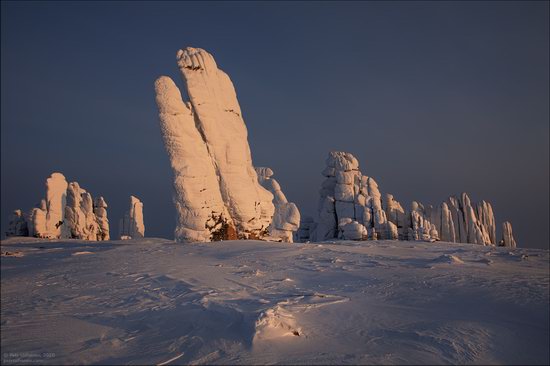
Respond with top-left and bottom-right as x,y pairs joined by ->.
304,152 -> 517,247
6,172 -> 110,241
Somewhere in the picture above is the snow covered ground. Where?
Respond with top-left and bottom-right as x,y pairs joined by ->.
1,237 -> 548,365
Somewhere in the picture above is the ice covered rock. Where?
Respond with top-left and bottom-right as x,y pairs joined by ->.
383,194 -> 407,239
64,182 -> 87,239
255,167 -> 300,243
63,182 -> 106,240
5,210 -> 28,237
28,200 -> 47,238
119,196 -> 144,240
94,197 -> 109,240
438,202 -> 456,243
8,172 -> 110,241
409,201 -> 439,242
340,221 -> 368,240
311,152 -> 509,245
44,172 -> 68,238
155,47 -> 275,242
499,221 -> 517,248
314,152 -> 403,241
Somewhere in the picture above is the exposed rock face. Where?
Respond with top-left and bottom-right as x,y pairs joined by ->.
155,47 -> 276,242
306,151 -> 512,246
119,196 -> 145,240
255,167 -> 300,242
8,172 -> 110,241
500,221 -> 517,248
5,210 -> 28,237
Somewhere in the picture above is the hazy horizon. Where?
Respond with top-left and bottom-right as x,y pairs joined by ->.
1,1 -> 548,249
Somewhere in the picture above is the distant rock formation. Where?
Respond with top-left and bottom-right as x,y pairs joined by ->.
5,210 -> 28,237
119,196 -> 144,240
155,47 -> 282,242
499,221 -> 517,248
306,151 -> 513,246
6,172 -> 110,241
255,167 -> 300,242
94,197 -> 110,240
312,152 -> 397,242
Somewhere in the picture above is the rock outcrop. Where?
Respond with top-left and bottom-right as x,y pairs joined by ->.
305,151 -> 513,246
255,167 -> 300,242
7,172 -> 110,241
64,182 -> 100,240
499,221 -> 517,248
312,152 -> 397,241
119,196 -> 144,240
155,47 -> 278,242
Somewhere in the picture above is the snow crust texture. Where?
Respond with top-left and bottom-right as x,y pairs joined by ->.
5,173 -> 110,241
307,151 -> 517,246
1,238 -> 547,365
155,47 -> 279,242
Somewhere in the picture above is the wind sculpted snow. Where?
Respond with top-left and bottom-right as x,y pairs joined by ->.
1,237 -> 548,365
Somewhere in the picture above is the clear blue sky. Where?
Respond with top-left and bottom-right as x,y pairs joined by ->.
1,1 -> 548,249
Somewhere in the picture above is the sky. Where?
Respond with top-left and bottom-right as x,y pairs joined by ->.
1,1 -> 548,249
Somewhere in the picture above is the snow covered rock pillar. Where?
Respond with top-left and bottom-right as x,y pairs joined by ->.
44,173 -> 68,238
255,167 -> 300,242
155,46 -> 275,242
500,221 -> 517,248
119,196 -> 145,240
94,197 -> 110,240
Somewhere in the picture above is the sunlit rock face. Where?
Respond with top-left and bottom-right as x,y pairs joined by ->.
312,152 -> 398,241
44,172 -> 68,239
255,167 -> 300,243
119,196 -> 145,240
155,47 -> 276,242
500,221 -> 517,248
306,151 -> 510,245
64,182 -> 100,240
7,172 -> 110,241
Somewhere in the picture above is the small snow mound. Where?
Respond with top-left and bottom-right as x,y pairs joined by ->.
432,254 -> 464,265
72,251 -> 94,256
253,305 -> 302,342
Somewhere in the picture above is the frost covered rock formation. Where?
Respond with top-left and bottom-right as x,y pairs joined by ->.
499,221 -> 517,248
94,197 -> 110,240
308,152 -> 513,246
313,152 -> 397,241
7,172 -> 110,241
255,167 -> 300,242
64,182 -> 100,240
119,196 -> 144,240
5,210 -> 28,237
155,47 -> 277,242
